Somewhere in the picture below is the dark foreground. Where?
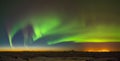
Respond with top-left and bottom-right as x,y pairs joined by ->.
0,51 -> 120,61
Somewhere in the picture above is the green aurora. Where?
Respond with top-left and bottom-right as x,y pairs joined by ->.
8,12 -> 120,47
1,0 -> 120,49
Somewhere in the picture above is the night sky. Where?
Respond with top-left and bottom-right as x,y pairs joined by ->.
0,0 -> 120,51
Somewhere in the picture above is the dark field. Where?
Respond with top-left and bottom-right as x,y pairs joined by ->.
0,51 -> 119,61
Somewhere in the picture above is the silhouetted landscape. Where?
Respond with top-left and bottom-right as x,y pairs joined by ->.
0,51 -> 119,61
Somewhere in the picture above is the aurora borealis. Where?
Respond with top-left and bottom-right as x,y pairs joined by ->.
0,0 -> 120,51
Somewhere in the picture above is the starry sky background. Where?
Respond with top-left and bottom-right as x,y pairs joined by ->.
0,0 -> 120,51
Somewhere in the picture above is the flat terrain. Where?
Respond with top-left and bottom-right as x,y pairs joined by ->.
0,51 -> 119,61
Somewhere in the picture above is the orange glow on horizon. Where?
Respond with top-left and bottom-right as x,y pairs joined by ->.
85,49 -> 111,52
0,47 -> 118,52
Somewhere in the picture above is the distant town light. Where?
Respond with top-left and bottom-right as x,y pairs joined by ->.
86,49 -> 110,52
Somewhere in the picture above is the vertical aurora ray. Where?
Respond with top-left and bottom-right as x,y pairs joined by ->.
8,34 -> 13,47
22,25 -> 34,47
7,20 -> 28,47
7,11 -> 62,47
